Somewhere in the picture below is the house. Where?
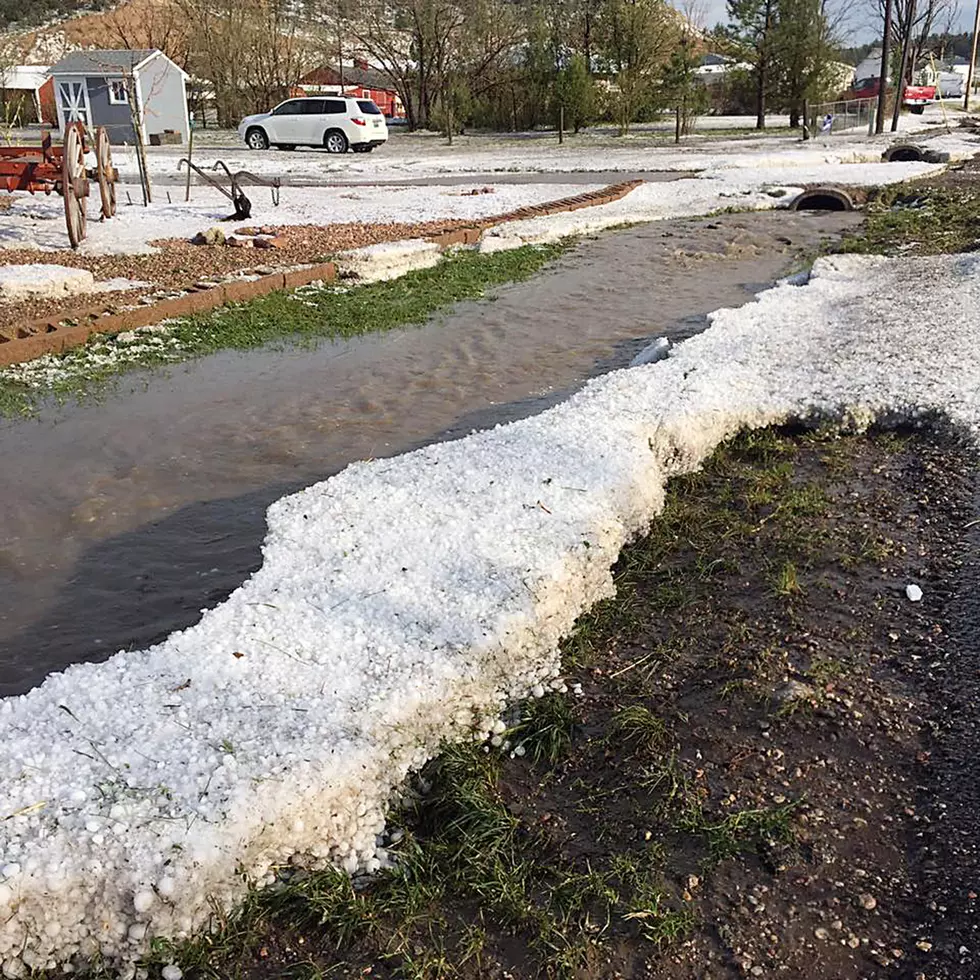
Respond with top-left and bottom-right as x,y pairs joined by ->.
920,62 -> 964,98
298,60 -> 404,118
826,61 -> 856,92
47,48 -> 189,145
695,54 -> 753,83
696,54 -> 733,78
947,55 -> 971,81
854,49 -> 882,84
0,66 -> 57,125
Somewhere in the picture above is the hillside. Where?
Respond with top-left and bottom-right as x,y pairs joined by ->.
2,0 -> 187,66
0,0 -> 111,31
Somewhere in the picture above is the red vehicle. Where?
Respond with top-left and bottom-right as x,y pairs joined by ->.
841,76 -> 938,113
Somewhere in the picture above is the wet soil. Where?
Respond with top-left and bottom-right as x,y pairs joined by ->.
215,426 -> 980,980
0,209 -> 860,695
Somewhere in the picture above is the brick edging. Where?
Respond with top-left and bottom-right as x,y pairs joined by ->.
0,179 -> 643,369
424,179 -> 642,247
0,264 -> 337,367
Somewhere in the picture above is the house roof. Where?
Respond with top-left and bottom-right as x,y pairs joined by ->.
301,64 -> 397,93
1,66 -> 50,89
48,49 -> 159,76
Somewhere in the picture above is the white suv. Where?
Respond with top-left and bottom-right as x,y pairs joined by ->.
238,97 -> 389,154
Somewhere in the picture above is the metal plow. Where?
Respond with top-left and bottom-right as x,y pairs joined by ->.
178,158 -> 281,221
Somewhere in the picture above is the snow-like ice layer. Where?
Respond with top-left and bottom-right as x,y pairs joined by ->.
2,250 -> 980,975
108,106 -> 975,183
629,337 -> 670,367
479,160 -> 945,251
335,238 -> 442,282
0,181 -> 603,254
0,264 -> 95,300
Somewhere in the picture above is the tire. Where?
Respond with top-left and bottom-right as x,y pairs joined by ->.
324,129 -> 349,154
909,105 -> 925,115
246,127 -> 270,150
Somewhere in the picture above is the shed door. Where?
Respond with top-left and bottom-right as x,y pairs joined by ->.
57,80 -> 90,126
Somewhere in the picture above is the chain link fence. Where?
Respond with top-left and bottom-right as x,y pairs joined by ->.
807,98 -> 878,135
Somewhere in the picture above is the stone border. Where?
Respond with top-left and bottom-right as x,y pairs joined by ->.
0,180 -> 641,368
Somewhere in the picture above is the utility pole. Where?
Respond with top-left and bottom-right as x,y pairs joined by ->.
875,0 -> 894,134
891,0 -> 916,132
338,27 -> 344,93
966,0 -> 980,111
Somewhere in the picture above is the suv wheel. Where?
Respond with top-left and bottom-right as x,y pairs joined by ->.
324,129 -> 349,154
246,127 -> 269,150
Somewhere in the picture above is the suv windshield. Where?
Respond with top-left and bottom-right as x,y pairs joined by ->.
357,100 -> 383,115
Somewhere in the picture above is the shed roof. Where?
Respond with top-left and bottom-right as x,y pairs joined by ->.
1,66 -> 50,89
48,49 -> 158,76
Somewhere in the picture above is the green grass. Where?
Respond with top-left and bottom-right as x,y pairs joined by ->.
680,801 -> 801,865
0,243 -> 567,419
66,424 -> 914,978
609,704 -> 671,754
838,182 -> 980,257
509,692 -> 577,764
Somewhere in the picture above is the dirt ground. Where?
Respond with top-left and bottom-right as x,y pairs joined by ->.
0,218 -> 476,327
165,424 -> 979,980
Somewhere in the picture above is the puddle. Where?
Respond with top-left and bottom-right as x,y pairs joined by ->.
0,209 -> 862,695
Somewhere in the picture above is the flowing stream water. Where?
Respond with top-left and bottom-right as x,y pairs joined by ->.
0,209 -> 862,695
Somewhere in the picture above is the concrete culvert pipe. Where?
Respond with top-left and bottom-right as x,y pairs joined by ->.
790,187 -> 854,212
883,144 -> 925,163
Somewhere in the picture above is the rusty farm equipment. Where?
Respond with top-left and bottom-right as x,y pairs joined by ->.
0,124 -> 118,249
178,158 -> 281,221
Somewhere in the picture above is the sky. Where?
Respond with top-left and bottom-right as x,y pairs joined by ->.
687,0 -> 977,44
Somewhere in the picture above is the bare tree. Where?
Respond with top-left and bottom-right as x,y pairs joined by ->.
602,0 -> 681,134
0,35 -> 22,136
102,0 -> 190,67
341,0 -> 467,130
875,0 -> 960,81
174,0 -> 315,125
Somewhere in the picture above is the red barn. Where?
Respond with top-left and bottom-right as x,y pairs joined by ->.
297,61 -> 404,118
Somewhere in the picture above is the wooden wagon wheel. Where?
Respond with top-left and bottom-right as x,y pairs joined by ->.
61,123 -> 88,248
95,126 -> 116,220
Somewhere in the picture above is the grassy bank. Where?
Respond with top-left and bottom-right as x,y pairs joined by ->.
130,423 -> 976,980
0,243 -> 566,419
838,179 -> 980,257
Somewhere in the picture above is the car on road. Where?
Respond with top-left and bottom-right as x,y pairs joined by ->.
238,97 -> 389,153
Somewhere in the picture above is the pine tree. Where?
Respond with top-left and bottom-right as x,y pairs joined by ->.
725,0 -> 777,129
554,52 -> 597,132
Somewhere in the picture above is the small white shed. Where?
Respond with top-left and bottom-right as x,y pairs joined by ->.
48,49 -> 190,145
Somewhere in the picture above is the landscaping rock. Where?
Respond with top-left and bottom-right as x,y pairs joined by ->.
0,265 -> 96,301
191,227 -> 226,246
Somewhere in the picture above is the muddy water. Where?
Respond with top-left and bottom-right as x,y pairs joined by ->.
0,209 -> 861,695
